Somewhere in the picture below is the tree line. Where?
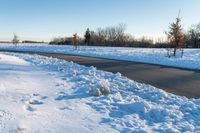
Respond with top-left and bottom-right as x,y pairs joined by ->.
186,23 -> 200,48
49,24 -> 157,48
49,21 -> 200,49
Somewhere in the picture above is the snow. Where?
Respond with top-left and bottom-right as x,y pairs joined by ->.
1,52 -> 200,132
0,53 -> 115,133
0,53 -> 29,65
0,43 -> 200,70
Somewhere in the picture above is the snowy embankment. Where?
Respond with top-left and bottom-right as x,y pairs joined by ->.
0,43 -> 200,70
1,52 -> 200,132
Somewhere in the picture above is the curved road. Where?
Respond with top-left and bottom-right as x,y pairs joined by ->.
1,50 -> 200,98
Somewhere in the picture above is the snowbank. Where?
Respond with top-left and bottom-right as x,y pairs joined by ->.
1,52 -> 199,132
0,43 -> 200,70
0,53 -> 29,65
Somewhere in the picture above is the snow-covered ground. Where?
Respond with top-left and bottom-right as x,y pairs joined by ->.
0,43 -> 200,70
1,52 -> 200,132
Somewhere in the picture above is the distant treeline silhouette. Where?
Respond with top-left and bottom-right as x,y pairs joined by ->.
50,22 -> 200,48
50,24 -> 166,48
22,40 -> 45,44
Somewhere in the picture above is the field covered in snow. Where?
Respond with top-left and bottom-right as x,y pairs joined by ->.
0,43 -> 200,70
1,52 -> 200,132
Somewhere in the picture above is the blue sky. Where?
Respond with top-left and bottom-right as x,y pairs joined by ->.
0,0 -> 199,41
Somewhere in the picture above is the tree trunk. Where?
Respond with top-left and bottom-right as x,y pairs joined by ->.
173,48 -> 176,56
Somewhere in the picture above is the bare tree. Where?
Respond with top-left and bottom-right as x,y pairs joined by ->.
92,24 -> 127,46
115,23 -> 126,45
12,33 -> 19,46
72,33 -> 79,50
96,28 -> 107,44
166,16 -> 185,57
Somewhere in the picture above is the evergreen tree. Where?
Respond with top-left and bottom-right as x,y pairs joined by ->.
84,28 -> 91,45
166,16 -> 185,57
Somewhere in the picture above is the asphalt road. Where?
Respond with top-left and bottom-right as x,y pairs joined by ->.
1,50 -> 200,98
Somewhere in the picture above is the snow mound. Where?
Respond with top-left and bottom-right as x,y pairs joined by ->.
88,79 -> 111,96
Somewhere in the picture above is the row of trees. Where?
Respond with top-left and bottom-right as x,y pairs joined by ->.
186,23 -> 200,48
50,24 -> 158,47
78,16 -> 198,57
84,22 -> 200,49
86,24 -> 127,46
84,24 -> 157,47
